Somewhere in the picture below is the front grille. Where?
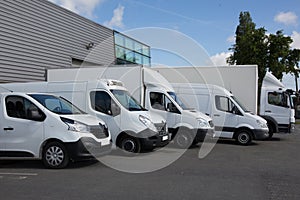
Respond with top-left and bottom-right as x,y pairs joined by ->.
154,122 -> 167,136
209,120 -> 214,128
89,124 -> 109,139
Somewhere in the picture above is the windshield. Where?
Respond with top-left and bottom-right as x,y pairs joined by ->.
231,96 -> 250,112
110,89 -> 145,111
29,94 -> 85,115
168,92 -> 188,110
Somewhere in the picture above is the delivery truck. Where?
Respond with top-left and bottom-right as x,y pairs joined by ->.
0,79 -> 169,153
171,83 -> 269,145
47,66 -> 215,148
0,91 -> 111,169
154,66 -> 295,138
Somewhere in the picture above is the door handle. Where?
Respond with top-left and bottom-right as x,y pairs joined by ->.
4,127 -> 14,131
214,114 -> 220,117
265,110 -> 272,113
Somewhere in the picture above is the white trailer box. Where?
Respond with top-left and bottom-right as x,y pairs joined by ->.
153,65 -> 258,114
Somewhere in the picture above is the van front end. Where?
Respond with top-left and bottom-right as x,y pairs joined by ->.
59,115 -> 112,161
138,120 -> 170,150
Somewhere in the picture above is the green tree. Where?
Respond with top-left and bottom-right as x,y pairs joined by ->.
228,11 -> 300,87
227,11 -> 268,88
267,30 -> 293,80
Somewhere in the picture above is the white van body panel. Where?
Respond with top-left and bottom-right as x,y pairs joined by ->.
171,83 -> 268,140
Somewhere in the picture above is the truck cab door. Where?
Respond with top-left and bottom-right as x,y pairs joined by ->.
264,91 -> 291,130
213,95 -> 240,138
0,95 -> 45,157
148,91 -> 180,130
90,91 -> 121,143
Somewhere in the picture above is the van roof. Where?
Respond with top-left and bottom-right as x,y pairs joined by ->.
172,83 -> 233,96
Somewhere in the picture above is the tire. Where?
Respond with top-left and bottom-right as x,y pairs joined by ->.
42,141 -> 69,169
174,130 -> 194,149
266,124 -> 274,139
119,136 -> 141,153
235,129 -> 253,145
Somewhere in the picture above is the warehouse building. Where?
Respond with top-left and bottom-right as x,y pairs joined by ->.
0,0 -> 151,83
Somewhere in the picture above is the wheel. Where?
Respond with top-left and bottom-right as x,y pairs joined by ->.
174,130 -> 194,149
119,136 -> 141,153
235,129 -> 253,145
42,141 -> 69,169
266,123 -> 274,139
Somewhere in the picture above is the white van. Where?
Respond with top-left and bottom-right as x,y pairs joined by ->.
172,84 -> 269,145
0,92 -> 111,168
0,80 -> 169,153
47,66 -> 214,149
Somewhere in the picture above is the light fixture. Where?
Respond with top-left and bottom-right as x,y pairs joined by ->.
86,42 -> 94,50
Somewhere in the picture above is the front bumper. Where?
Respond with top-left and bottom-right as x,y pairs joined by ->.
252,129 -> 269,140
65,137 -> 112,161
194,128 -> 214,143
139,128 -> 170,150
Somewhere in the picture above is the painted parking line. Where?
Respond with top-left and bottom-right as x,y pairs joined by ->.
0,172 -> 38,180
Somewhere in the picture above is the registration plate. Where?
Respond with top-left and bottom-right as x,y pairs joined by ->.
162,135 -> 169,141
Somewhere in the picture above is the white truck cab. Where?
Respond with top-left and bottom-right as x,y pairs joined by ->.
259,72 -> 295,137
172,83 -> 269,145
0,92 -> 111,168
0,80 -> 169,153
144,81 -> 214,148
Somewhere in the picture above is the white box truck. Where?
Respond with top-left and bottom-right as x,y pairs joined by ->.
0,80 -> 170,153
0,91 -> 111,169
154,66 -> 295,138
171,83 -> 269,145
47,66 -> 215,149
259,72 -> 295,137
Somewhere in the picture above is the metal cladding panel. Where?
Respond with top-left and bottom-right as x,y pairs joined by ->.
0,0 -> 114,83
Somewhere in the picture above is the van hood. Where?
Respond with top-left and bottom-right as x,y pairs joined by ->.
182,109 -> 212,121
61,114 -> 105,126
244,112 -> 267,123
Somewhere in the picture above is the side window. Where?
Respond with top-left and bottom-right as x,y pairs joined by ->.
150,92 -> 165,111
268,92 -> 288,107
90,91 -> 120,116
5,96 -> 45,121
215,96 -> 229,112
150,92 -> 179,113
215,95 -> 236,113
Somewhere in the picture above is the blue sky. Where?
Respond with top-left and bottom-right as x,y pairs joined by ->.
49,0 -> 300,67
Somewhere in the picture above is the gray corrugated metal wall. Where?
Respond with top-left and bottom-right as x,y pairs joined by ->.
0,0 -> 115,83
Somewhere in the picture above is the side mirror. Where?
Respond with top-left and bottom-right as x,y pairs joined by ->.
28,109 -> 45,121
231,106 -> 241,115
167,103 -> 179,113
111,103 -> 121,117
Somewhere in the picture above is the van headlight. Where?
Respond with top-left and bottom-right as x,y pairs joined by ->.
197,118 -> 210,128
139,115 -> 156,130
61,117 -> 89,132
256,120 -> 268,128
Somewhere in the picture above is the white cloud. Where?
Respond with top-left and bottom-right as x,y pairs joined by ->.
291,31 -> 300,49
49,0 -> 104,18
210,52 -> 232,66
274,11 -> 298,26
227,35 -> 235,43
103,5 -> 125,29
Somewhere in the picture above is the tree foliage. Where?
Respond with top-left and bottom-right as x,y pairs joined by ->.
228,11 -> 300,87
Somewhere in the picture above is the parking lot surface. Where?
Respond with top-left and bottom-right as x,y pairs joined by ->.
1,125 -> 300,200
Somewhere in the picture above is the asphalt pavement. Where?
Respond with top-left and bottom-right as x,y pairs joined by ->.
1,125 -> 300,200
